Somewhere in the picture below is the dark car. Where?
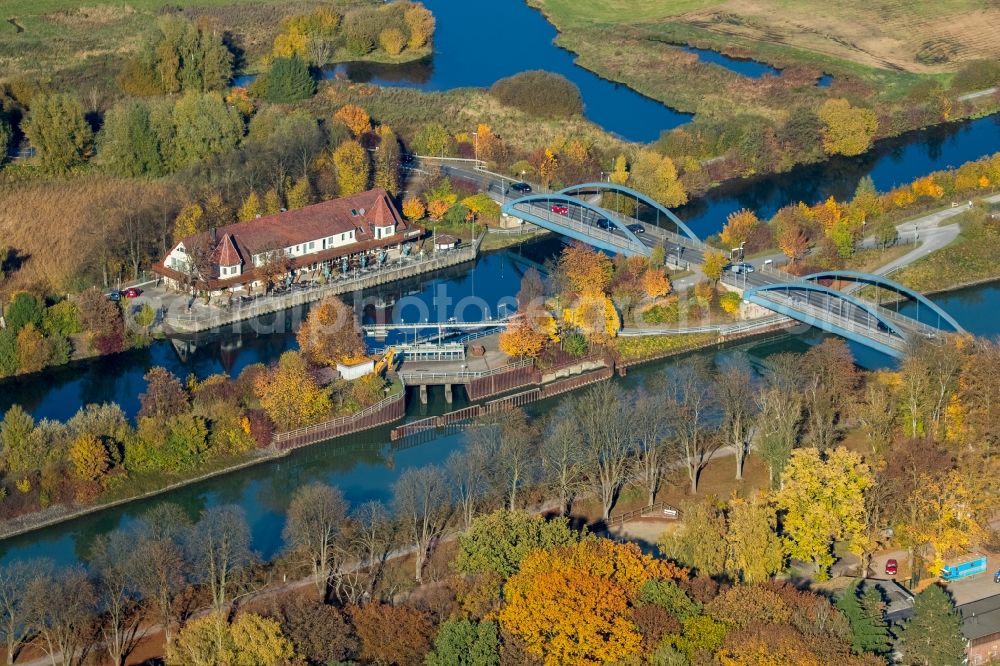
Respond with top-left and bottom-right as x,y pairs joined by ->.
124,287 -> 143,298
626,223 -> 645,234
509,182 -> 532,194
596,219 -> 615,231
108,290 -> 123,302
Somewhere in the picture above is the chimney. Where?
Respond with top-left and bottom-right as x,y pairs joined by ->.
211,227 -> 218,244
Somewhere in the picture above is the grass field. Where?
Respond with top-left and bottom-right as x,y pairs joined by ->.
531,0 -> 1000,73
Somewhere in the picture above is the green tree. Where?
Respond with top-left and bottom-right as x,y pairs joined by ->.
264,55 -> 316,103
23,93 -> 93,174
5,293 -> 43,334
0,330 -> 16,377
659,500 -> 727,577
0,118 -> 11,167
169,92 -> 244,169
148,15 -> 233,94
454,509 -> 582,580
373,125 -> 400,196
836,581 -> 891,657
332,140 -> 370,196
896,584 -> 965,666
426,619 -> 500,666
638,580 -> 702,620
0,405 -> 35,473
42,300 -> 81,337
413,123 -> 453,157
98,100 -> 166,177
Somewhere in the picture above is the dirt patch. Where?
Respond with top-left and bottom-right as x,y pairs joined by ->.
675,0 -> 1000,73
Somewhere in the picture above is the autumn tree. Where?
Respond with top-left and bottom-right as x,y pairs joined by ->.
297,296 -> 366,366
285,176 -> 313,210
702,249 -> 728,282
719,209 -> 759,250
818,98 -> 878,157
660,499 -> 728,577
404,2 -> 435,50
558,242 -> 613,295
500,540 -> 683,664
254,351 -> 331,431
454,510 -> 581,581
402,197 -> 426,220
283,482 -> 348,593
777,223 -> 810,264
896,584 -> 966,666
263,188 -> 282,215
167,612 -> 294,666
641,267 -> 671,299
725,493 -> 785,583
629,150 -> 687,207
23,93 -> 94,174
263,593 -> 357,666
350,603 -> 433,666
774,447 -> 872,578
238,191 -> 262,222
498,316 -> 546,359
333,140 -> 370,196
373,124 -> 401,195
334,104 -> 371,137
69,432 -> 111,481
139,367 -> 188,420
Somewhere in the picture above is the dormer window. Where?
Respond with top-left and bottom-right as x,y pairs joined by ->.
350,209 -> 358,216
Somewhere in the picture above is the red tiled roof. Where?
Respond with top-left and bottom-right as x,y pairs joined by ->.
173,188 -> 407,260
214,234 -> 242,267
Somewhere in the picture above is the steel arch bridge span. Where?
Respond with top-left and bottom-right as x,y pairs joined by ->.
501,194 -> 650,257
557,182 -> 701,243
745,281 -> 912,358
800,270 -> 966,334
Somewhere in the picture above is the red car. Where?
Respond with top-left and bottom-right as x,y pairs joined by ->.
550,204 -> 569,215
124,287 -> 143,299
885,559 -> 898,576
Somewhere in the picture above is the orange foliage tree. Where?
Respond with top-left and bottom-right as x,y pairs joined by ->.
349,603 -> 433,666
777,224 -> 809,265
297,296 -> 366,366
641,268 -> 671,299
500,540 -> 684,665
498,316 -> 546,359
334,104 -> 371,137
426,199 -> 451,221
719,209 -> 759,250
559,242 -> 613,295
402,197 -> 426,220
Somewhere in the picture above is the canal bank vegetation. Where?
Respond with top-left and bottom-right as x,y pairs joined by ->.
527,0 -> 1000,190
0,296 -> 394,525
2,333 -> 994,665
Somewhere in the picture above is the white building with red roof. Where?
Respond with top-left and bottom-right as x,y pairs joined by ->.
154,188 -> 422,293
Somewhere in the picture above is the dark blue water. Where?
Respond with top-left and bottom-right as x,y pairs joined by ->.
681,46 -> 781,79
817,74 -> 834,88
316,0 -> 691,141
677,113 -> 1000,237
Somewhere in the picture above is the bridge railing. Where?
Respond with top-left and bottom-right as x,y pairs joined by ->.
510,201 -> 648,255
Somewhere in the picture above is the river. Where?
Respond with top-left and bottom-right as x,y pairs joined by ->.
2,0 -> 1000,568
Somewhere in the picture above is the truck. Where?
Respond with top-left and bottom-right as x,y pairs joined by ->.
940,553 -> 988,581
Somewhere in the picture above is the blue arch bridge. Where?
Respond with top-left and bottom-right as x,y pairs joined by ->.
497,181 -> 964,358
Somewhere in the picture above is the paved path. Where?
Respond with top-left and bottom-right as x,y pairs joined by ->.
957,86 -> 998,102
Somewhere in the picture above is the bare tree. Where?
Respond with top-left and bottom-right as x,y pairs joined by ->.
577,383 -> 635,521
630,390 -> 668,505
801,339 -> 858,449
91,531 -> 143,666
128,504 -> 190,646
718,357 -> 758,481
663,357 -> 720,495
283,482 -> 348,595
540,403 -> 586,515
0,559 -> 51,665
25,567 -> 96,666
334,500 -> 394,603
855,381 -> 896,457
186,505 -> 252,614
446,441 -> 492,528
491,409 -> 539,511
755,386 -> 802,489
393,465 -> 450,583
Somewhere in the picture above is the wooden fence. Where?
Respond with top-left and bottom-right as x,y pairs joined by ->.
607,501 -> 681,527
272,391 -> 406,450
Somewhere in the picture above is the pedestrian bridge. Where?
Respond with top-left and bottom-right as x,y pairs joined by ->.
735,268 -> 965,357
500,182 -> 702,257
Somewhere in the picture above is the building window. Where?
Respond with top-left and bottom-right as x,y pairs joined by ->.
309,241 -> 315,250
341,233 -> 345,241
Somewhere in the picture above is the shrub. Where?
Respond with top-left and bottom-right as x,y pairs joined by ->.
343,8 -> 382,56
490,71 -> 583,119
264,55 -> 316,103
951,59 -> 1000,93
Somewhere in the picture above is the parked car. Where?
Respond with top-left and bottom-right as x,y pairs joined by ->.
626,223 -> 645,234
107,290 -> 123,302
885,559 -> 898,576
550,204 -> 569,215
124,287 -> 143,298
509,182 -> 532,194
729,262 -> 755,274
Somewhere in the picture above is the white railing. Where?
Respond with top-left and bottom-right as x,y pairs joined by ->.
398,357 -> 533,384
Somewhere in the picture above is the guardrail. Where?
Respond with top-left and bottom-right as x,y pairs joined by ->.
271,390 -> 405,448
398,357 -> 534,384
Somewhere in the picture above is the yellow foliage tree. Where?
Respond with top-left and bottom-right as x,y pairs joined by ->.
498,317 -> 546,359
911,175 -> 945,200
296,296 -> 366,367
263,188 -> 282,215
285,176 -> 313,210
608,154 -> 629,185
69,432 -> 110,481
16,323 -> 50,374
379,28 -> 406,56
777,224 -> 809,264
167,612 -> 294,666
817,98 -> 878,157
629,150 -> 687,207
538,148 -> 558,187
720,209 -> 759,249
641,268 -> 671,299
173,203 -> 205,240
403,3 -> 435,50
238,192 -> 262,222
702,249 -> 729,282
500,540 -> 683,665
402,197 -> 426,220
564,294 -> 619,340
332,140 -> 370,196
334,104 -> 371,137
253,351 -> 331,431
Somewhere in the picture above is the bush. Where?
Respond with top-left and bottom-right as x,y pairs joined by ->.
343,7 -> 382,56
951,59 -> 1000,93
490,71 -> 583,119
562,332 -> 588,356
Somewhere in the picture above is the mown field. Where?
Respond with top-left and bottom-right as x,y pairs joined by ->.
530,0 -> 1000,74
